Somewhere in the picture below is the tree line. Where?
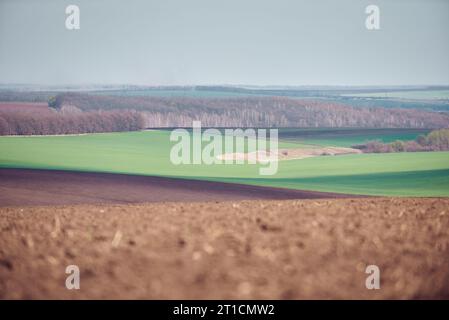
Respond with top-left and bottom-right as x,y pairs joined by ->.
358,129 -> 449,153
0,108 -> 144,135
54,93 -> 449,129
1,92 -> 449,136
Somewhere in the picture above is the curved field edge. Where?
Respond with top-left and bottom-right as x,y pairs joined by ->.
1,130 -> 449,197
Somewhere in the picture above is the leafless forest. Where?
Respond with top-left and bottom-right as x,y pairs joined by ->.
0,102 -> 143,135
1,92 -> 449,135
55,93 -> 449,128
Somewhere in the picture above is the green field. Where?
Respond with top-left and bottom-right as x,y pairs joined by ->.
1,130 -> 448,196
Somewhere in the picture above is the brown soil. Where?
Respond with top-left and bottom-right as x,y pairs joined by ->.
1,198 -> 449,299
217,146 -> 362,162
0,169 -> 351,207
274,146 -> 362,160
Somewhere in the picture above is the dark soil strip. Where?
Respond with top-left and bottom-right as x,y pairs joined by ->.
0,168 -> 354,206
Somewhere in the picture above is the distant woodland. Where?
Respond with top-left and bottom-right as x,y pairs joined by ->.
1,92 -> 449,135
359,129 -> 449,153
0,104 -> 143,135
54,93 -> 449,129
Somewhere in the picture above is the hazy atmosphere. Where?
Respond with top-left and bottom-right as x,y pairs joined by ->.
0,0 -> 448,86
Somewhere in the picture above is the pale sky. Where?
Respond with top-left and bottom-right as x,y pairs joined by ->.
0,0 -> 448,86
